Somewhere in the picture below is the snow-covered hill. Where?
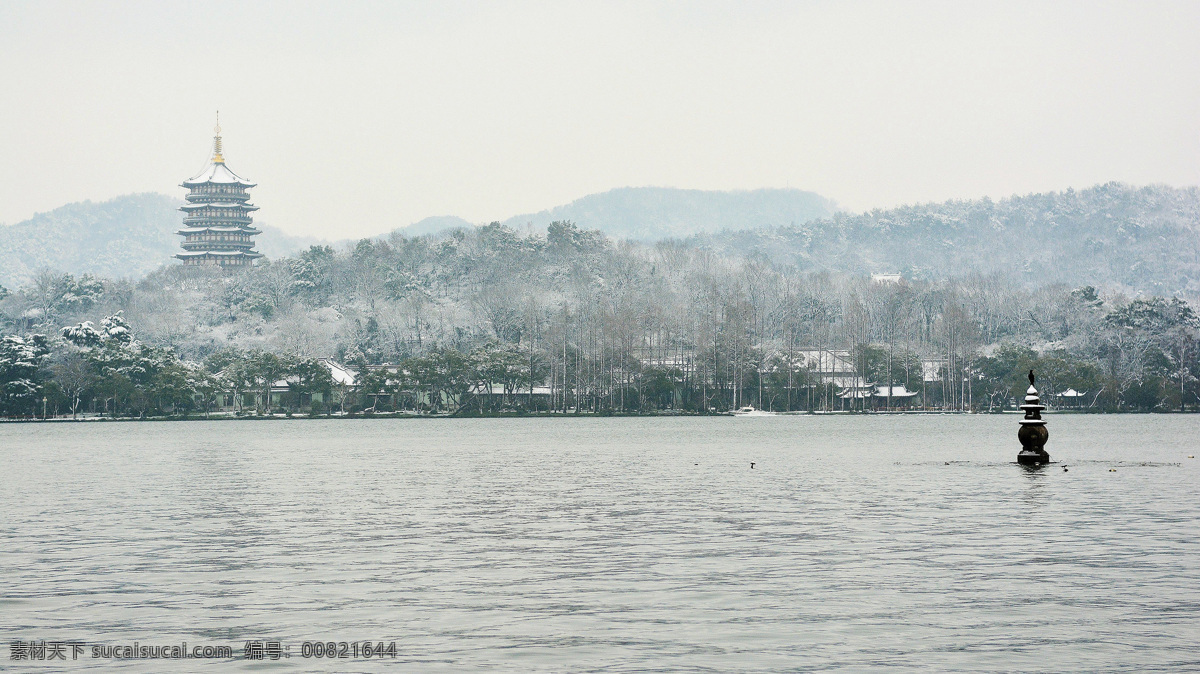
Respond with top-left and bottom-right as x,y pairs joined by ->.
0,194 -> 323,287
497,187 -> 835,240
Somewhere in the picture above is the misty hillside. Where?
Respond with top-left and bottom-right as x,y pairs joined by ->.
701,183 -> 1200,295
5,183 -> 1200,296
394,215 -> 475,237
0,194 -> 323,287
496,187 -> 835,239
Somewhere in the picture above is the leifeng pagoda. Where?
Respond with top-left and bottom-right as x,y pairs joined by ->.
176,116 -> 263,267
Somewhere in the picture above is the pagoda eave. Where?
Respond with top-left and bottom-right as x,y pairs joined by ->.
176,251 -> 263,259
177,226 -> 262,235
182,161 -> 257,187
179,204 -> 258,212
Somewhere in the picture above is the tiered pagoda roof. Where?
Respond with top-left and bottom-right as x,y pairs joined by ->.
182,162 -> 257,188
176,114 -> 263,267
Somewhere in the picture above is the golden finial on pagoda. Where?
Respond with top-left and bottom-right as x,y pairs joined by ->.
212,111 -> 225,163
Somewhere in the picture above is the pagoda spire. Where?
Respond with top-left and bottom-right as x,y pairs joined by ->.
212,111 -> 224,164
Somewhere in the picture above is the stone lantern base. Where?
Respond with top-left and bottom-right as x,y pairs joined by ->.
1017,447 -> 1051,465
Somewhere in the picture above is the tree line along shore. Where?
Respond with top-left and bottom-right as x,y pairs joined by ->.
2,215 -> 1199,419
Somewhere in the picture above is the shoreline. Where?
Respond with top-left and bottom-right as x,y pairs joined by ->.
0,408 -> 1181,423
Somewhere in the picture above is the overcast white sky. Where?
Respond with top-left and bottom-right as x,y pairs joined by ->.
1,0 -> 1198,238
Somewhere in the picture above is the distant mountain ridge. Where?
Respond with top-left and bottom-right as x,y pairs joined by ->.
496,187 -> 836,239
703,182 -> 1200,295
387,187 -> 836,239
1,187 -> 834,287
397,215 -> 476,237
0,194 -> 324,287
5,183 -> 1198,296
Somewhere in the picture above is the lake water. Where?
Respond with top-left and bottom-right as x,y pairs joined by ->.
1,415 -> 1198,671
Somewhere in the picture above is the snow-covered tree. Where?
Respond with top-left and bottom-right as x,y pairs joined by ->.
50,349 -> 93,419
99,312 -> 133,344
0,334 -> 50,416
61,321 -> 104,348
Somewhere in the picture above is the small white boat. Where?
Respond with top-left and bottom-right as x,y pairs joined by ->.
732,405 -> 775,416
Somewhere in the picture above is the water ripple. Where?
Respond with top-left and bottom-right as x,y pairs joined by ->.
1,415 -> 1198,671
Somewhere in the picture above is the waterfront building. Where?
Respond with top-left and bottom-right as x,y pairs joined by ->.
176,117 -> 263,267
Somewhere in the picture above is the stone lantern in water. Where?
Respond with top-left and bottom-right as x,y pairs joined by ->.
1017,370 -> 1050,465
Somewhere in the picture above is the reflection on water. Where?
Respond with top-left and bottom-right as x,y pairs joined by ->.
1,415 -> 1198,671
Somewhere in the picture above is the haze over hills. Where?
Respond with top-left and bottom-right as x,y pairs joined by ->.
0,187 -> 836,287
702,182 -> 1200,296
494,187 -> 836,239
395,215 -> 475,237
386,187 -> 836,239
2,183 -> 1198,296
0,194 -> 324,287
